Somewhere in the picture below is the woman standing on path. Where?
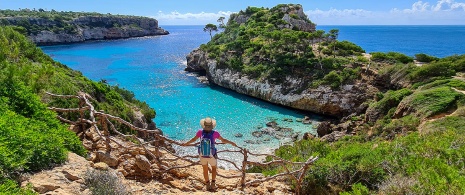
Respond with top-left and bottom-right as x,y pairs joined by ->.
182,117 -> 238,191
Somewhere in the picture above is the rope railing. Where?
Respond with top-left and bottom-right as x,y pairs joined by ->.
46,92 -> 318,194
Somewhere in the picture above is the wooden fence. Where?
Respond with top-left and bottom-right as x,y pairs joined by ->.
46,92 -> 318,194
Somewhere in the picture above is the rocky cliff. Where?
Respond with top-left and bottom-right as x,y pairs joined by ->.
230,4 -> 315,32
186,49 -> 378,118
3,15 -> 169,45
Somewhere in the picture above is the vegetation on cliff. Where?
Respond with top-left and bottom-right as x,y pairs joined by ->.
199,4 -> 364,87
248,53 -> 465,194
0,26 -> 155,193
251,41 -> 465,195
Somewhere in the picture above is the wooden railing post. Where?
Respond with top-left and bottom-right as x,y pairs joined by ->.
78,97 -> 85,131
99,113 -> 111,152
240,148 -> 247,188
152,134 -> 164,170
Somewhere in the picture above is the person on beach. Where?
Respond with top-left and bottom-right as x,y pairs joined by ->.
182,117 -> 238,191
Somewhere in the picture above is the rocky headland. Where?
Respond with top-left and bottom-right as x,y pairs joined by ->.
1,13 -> 169,45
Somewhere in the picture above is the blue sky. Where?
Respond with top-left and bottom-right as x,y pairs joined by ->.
2,0 -> 465,25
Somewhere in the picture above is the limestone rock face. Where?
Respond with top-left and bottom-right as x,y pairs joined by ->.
279,5 -> 316,32
21,153 -> 91,195
186,50 -> 376,118
186,48 -> 209,72
4,16 -> 169,45
229,4 -> 315,32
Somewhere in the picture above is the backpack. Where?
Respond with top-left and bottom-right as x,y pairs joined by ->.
198,130 -> 217,158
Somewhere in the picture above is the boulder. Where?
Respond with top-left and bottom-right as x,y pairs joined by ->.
303,132 -> 315,140
95,151 -> 119,167
320,131 -> 346,142
302,116 -> 312,124
266,121 -> 278,128
135,155 -> 151,173
317,121 -> 333,137
252,131 -> 263,138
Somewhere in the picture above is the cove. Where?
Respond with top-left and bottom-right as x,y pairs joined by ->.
41,26 -> 322,160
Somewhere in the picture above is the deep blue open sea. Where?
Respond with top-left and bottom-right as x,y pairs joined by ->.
317,25 -> 465,58
41,25 -> 465,165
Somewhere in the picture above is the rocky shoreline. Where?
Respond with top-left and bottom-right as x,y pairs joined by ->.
186,49 -> 379,119
3,15 -> 169,45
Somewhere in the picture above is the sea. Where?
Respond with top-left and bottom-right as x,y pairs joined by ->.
41,25 -> 465,168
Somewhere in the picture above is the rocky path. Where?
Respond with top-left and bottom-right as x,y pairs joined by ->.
21,152 -> 293,195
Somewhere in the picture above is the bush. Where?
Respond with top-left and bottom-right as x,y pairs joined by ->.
340,183 -> 370,195
322,71 -> 343,89
0,80 -> 86,178
370,52 -> 414,64
415,53 -> 439,63
387,52 -> 414,64
317,141 -> 388,189
406,86 -> 464,118
378,174 -> 418,195
332,41 -> 365,56
410,61 -> 456,81
0,179 -> 36,195
378,115 -> 420,138
366,89 -> 412,122
370,52 -> 389,62
84,169 -> 128,195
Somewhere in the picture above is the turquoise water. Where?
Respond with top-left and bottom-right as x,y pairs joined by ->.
42,26 -> 320,163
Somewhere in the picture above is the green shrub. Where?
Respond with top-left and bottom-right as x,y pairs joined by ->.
300,141 -> 388,194
440,54 -> 465,72
379,115 -> 420,138
0,80 -> 86,178
366,89 -> 412,122
419,79 -> 465,91
410,61 -> 456,81
406,86 -> 464,118
378,174 -> 418,195
415,53 -> 439,63
370,52 -> 389,62
387,52 -> 414,64
370,52 -> 414,64
421,115 -> 465,134
0,179 -> 36,195
322,71 -> 343,89
452,58 -> 465,72
340,183 -> 370,195
332,41 -> 365,56
387,124 -> 465,194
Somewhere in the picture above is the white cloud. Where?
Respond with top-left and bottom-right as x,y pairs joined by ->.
399,0 -> 465,12
150,11 -> 233,25
306,0 -> 465,25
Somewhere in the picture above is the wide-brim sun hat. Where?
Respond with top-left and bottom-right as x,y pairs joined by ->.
200,117 -> 216,130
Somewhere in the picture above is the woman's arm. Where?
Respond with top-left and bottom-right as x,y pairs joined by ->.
181,136 -> 198,146
218,136 -> 238,147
